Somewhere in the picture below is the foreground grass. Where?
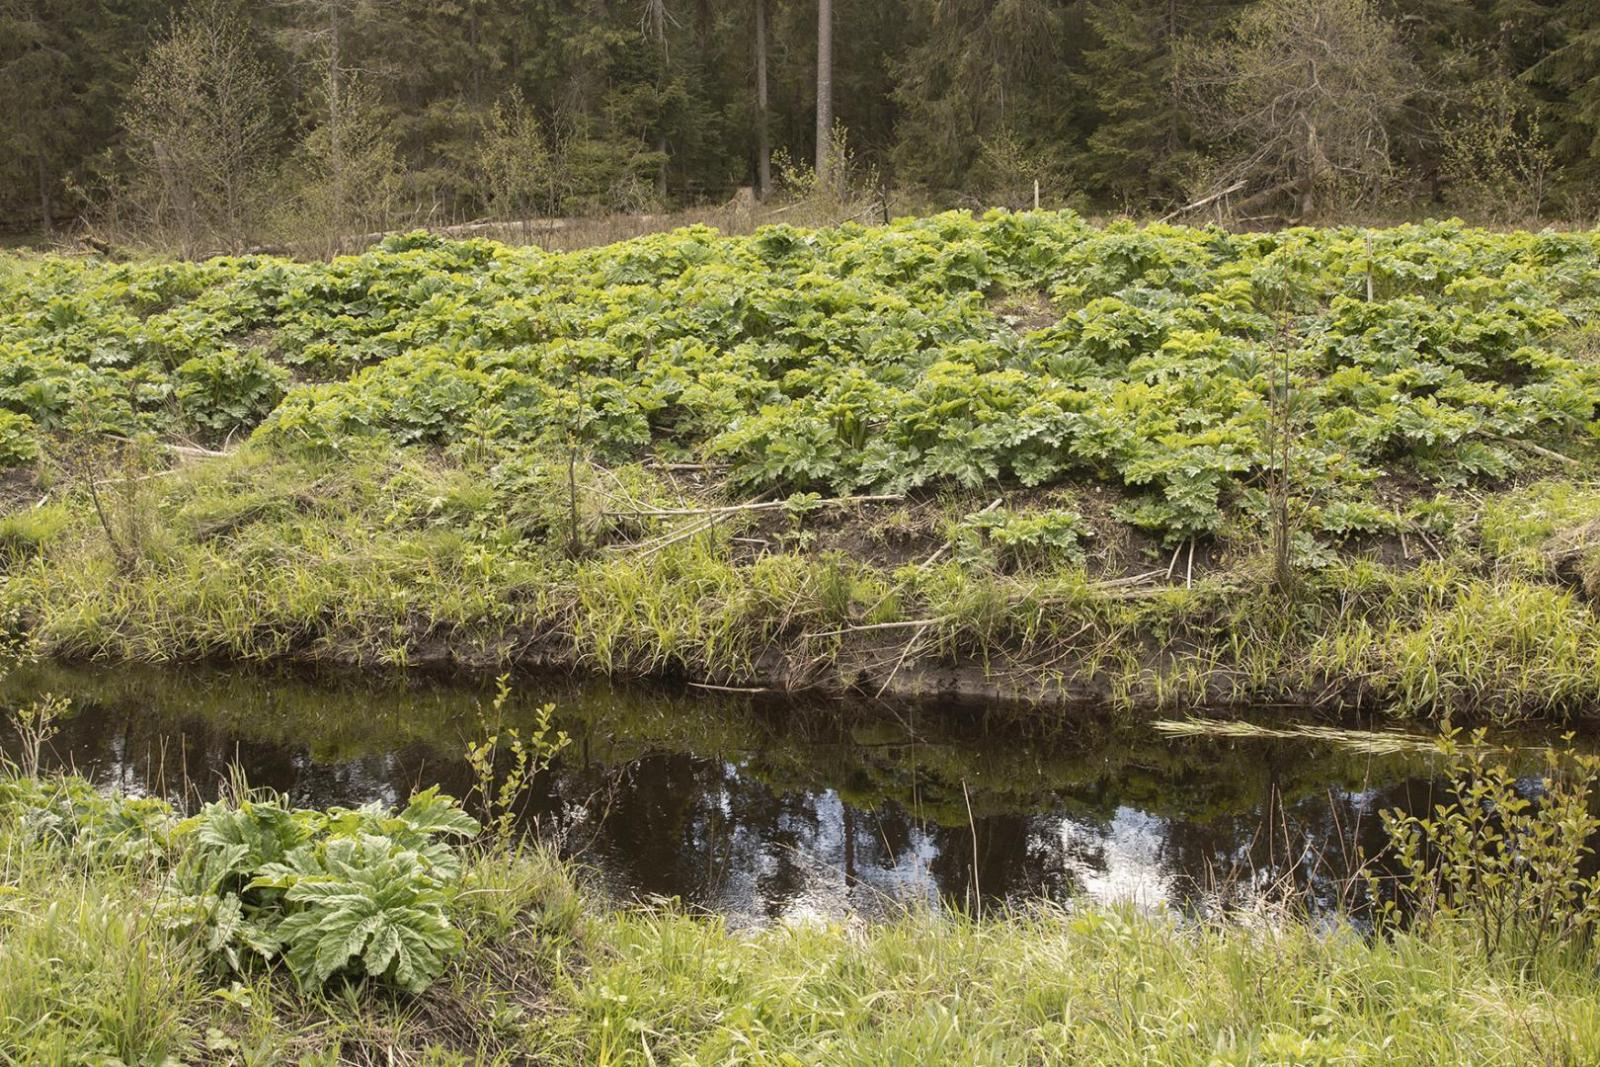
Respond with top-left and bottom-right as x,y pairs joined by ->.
5,776 -> 1600,1065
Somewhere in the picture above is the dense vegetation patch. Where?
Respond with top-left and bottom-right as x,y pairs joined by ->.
5,213 -> 1598,543
5,212 -> 1600,718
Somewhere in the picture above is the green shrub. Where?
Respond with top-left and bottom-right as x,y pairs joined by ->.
174,348 -> 289,437
1376,732 -> 1600,962
0,776 -> 480,993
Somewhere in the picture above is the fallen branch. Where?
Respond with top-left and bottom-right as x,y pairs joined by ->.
624,514 -> 724,559
1089,568 -> 1169,590
1489,433 -> 1580,468
606,493 -> 901,519
804,616 -> 952,640
1158,180 -> 1248,223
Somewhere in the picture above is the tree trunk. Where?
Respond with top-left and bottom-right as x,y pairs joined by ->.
658,131 -> 670,198
328,0 -> 345,246
815,0 -> 833,186
754,0 -> 771,198
36,157 -> 52,235
1298,121 -> 1318,219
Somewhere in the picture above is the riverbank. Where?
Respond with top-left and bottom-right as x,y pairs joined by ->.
4,440 -> 1600,722
2,770 -> 1597,1066
3,214 -> 1600,722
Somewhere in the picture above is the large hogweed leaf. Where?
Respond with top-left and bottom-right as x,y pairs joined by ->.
252,834 -> 462,993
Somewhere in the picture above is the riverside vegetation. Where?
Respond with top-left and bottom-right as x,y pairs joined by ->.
7,691 -> 1600,1065
4,212 -> 1600,720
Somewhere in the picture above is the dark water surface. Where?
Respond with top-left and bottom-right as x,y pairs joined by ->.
0,663 -> 1528,925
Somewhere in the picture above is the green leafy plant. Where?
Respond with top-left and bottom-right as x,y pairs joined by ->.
951,507 -> 1091,571
1373,730 -> 1600,962
154,786 -> 478,992
174,347 -> 289,437
251,832 -> 463,993
465,677 -> 570,843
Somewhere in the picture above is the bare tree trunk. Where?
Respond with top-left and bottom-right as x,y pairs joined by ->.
36,157 -> 52,235
327,0 -> 345,251
815,0 -> 833,185
1298,120 -> 1318,219
754,0 -> 771,198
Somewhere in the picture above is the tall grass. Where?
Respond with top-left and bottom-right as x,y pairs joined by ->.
0,843 -> 202,1062
536,904 -> 1600,1065
11,443 -> 1600,722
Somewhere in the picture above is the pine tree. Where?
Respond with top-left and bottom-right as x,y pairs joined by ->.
1079,0 -> 1201,208
1534,0 -> 1600,201
890,0 -> 1072,195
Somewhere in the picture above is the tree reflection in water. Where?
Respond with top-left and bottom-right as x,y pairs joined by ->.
3,662 -> 1542,926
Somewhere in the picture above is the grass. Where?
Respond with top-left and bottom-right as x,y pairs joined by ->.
7,441 -> 1600,722
538,906 -> 1600,1066
5,772 -> 1600,1065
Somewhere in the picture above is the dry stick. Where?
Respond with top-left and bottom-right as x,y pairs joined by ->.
806,616 -> 952,639
1186,538 -> 1196,590
874,622 -> 932,699
625,515 -> 724,559
688,682 -> 770,694
1488,433 -> 1580,468
607,493 -> 901,518
1092,568 -> 1168,590
1364,235 -> 1375,302
1395,507 -> 1412,560
1415,527 -> 1444,560
566,443 -> 582,556
1166,540 -> 1184,581
613,489 -> 778,557
85,477 -> 128,569
1157,179 -> 1248,223
962,779 -> 982,919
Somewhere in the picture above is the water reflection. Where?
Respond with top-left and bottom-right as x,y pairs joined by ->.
0,663 -> 1487,925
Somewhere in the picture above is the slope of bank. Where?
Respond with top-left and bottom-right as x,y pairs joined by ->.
2,441 -> 1600,721
3,214 -> 1600,721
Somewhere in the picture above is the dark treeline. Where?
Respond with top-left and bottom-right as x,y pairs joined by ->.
3,0 -> 1599,252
